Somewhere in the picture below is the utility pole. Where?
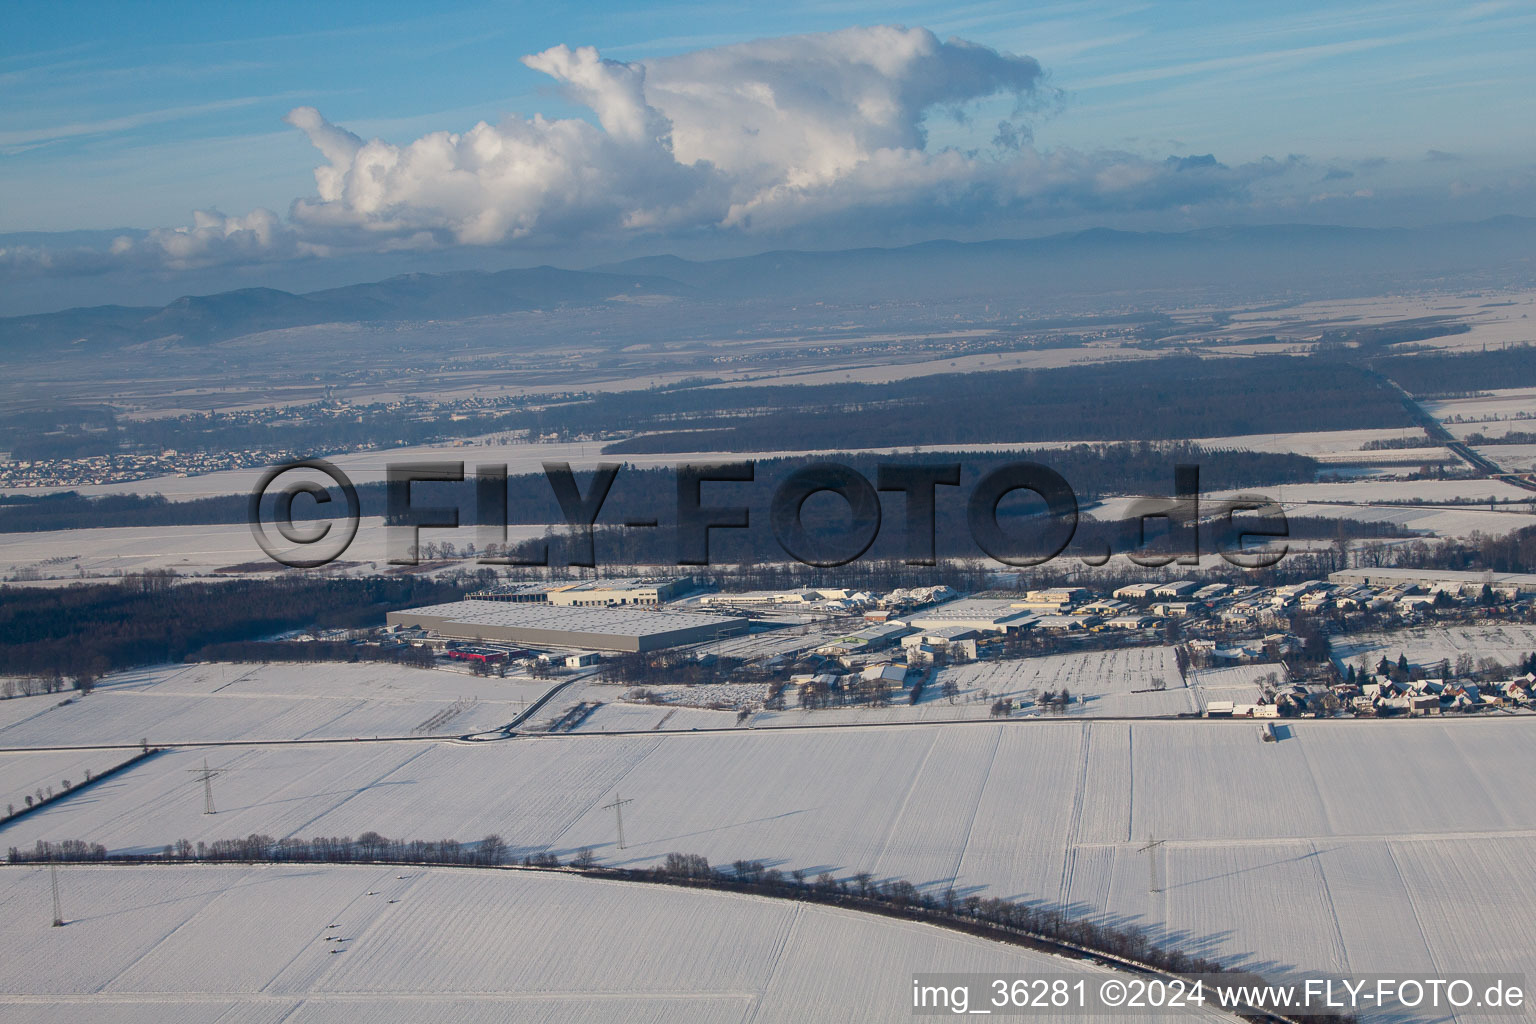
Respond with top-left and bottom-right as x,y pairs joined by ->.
1138,838 -> 1166,894
188,759 -> 228,815
602,794 -> 633,850
50,864 -> 64,927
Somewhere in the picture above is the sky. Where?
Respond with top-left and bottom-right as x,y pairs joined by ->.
2,0 -> 1534,310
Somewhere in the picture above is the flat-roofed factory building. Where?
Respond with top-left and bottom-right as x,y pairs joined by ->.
469,576 -> 694,606
898,598 -> 1036,634
386,599 -> 745,653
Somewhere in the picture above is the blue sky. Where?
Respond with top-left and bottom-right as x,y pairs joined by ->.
2,0 -> 1533,302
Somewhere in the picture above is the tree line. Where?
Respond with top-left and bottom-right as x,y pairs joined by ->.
0,574 -> 471,678
192,640 -> 437,668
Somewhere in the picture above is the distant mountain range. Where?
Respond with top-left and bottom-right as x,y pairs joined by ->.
0,266 -> 692,350
4,216 -> 1532,351
594,215 -> 1536,300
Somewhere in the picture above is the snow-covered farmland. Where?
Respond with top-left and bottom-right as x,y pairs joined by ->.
571,699 -> 741,733
1477,443 -> 1536,474
0,662 -> 555,747
1092,478 -> 1536,539
1283,501 -> 1535,537
1210,478 -> 1536,506
1192,426 -> 1430,458
1218,290 -> 1536,358
0,749 -> 129,817
552,682 -> 770,732
921,646 -> 1198,718
1,864 -> 1206,1024
1424,387 -> 1536,440
8,718 -> 1536,1004
567,648 -> 1249,730
1202,478 -> 1536,539
1330,623 -> 1536,673
1187,664 -> 1277,708
0,517 -> 550,580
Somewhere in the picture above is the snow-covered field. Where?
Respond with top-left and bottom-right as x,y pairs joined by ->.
919,646 -> 1199,718
1191,426 -> 1429,458
1424,387 -> 1536,440
572,699 -> 741,733
7,718 -> 1536,1005
1187,664 -> 1277,707
1220,289 -> 1536,358
1089,477 -> 1536,539
1330,623 -> 1536,672
1,864 -> 1204,1024
0,517 -> 552,580
1476,443 -> 1536,474
1278,501 -> 1536,537
1211,478 -> 1535,506
563,648 -> 1245,728
0,662 -> 554,747
0,749 -> 128,817
1203,478 -> 1536,539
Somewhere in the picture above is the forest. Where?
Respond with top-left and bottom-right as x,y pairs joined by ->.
597,354 -> 1411,453
1373,343 -> 1536,396
0,574 -> 472,679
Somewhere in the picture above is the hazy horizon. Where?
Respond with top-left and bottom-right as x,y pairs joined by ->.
5,3 -> 1535,310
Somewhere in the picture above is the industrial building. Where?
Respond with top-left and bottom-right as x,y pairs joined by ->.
815,621 -> 912,658
900,627 -> 980,662
1017,587 -> 1089,611
468,576 -> 694,606
899,598 -> 1036,634
1112,583 -> 1157,600
464,582 -> 552,603
1328,568 -> 1536,595
445,644 -> 511,664
1152,581 -> 1201,599
696,590 -> 818,608
386,599 -> 745,653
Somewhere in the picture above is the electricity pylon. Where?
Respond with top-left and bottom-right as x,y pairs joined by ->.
187,759 -> 231,814
1138,838 -> 1166,894
602,794 -> 633,850
50,864 -> 64,927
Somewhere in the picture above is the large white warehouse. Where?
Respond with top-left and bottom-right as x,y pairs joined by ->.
386,600 -> 747,652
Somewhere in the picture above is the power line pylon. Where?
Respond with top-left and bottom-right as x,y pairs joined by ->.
187,759 -> 231,814
1138,838 -> 1166,894
602,794 -> 633,850
50,863 -> 64,927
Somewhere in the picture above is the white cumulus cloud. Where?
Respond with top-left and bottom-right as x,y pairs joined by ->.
285,26 -> 1059,245
7,25 -> 1293,278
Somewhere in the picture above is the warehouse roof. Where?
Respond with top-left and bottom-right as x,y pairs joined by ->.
391,600 -> 741,638
900,598 -> 1036,629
